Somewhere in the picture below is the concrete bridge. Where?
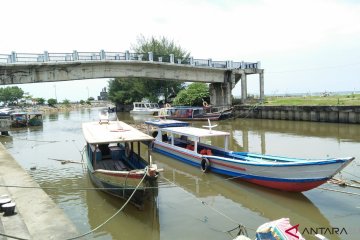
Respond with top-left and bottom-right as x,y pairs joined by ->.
0,50 -> 264,106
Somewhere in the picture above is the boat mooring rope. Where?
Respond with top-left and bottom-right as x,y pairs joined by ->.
318,186 -> 360,196
0,232 -> 28,240
64,169 -> 147,240
161,175 -> 253,238
0,169 -> 148,240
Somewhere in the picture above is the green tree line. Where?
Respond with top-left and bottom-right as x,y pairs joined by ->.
108,35 -> 210,106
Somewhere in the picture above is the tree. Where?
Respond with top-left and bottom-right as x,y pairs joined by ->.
62,99 -> 70,107
47,98 -> 57,106
172,83 -> 209,106
0,86 -> 24,105
108,36 -> 189,105
34,97 -> 46,105
108,78 -> 144,104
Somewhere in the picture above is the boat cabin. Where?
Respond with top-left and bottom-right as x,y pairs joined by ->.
27,112 -> 43,126
83,121 -> 155,171
10,112 -> 28,128
145,119 -> 230,154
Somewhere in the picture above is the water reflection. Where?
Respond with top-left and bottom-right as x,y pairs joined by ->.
86,182 -> 160,239
3,109 -> 359,240
155,152 -> 339,240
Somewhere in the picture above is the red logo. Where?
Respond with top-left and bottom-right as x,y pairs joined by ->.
285,224 -> 300,239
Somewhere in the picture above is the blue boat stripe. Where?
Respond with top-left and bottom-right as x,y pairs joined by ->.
154,147 -> 330,183
210,168 -> 329,183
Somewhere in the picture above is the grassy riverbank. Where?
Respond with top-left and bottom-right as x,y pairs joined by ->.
263,93 -> 360,106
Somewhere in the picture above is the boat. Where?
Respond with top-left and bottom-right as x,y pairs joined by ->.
130,102 -> 160,115
0,112 -> 11,135
82,120 -> 161,209
10,112 -> 28,128
0,107 -> 13,115
158,105 -> 232,121
145,119 -> 355,192
27,112 -> 43,126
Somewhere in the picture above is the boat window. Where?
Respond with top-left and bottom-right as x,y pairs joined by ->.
162,133 -> 168,141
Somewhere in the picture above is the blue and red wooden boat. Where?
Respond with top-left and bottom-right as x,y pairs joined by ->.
82,120 -> 161,209
145,119 -> 354,192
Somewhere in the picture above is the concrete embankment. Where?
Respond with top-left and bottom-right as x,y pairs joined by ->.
234,105 -> 360,124
0,143 -> 78,240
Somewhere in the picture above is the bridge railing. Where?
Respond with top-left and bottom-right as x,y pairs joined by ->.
0,50 -> 261,70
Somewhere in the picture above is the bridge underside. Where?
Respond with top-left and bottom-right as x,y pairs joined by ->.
210,69 -> 264,106
0,61 -> 226,85
0,61 -> 264,106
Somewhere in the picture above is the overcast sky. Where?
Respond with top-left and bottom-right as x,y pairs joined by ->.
1,0 -> 359,101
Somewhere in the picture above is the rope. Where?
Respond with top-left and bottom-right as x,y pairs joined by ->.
0,232 -> 28,240
231,102 -> 263,119
10,137 -> 60,143
343,170 -> 360,180
318,186 -> 360,196
65,169 -> 148,240
161,175 -> 254,236
0,171 -> 148,240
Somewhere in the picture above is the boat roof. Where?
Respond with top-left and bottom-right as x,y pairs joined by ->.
167,106 -> 203,110
10,112 -> 28,115
145,119 -> 190,128
82,121 -> 154,144
27,112 -> 43,115
161,126 -> 230,138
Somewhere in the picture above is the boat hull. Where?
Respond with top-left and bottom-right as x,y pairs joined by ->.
130,110 -> 159,115
153,142 -> 353,192
87,168 -> 153,208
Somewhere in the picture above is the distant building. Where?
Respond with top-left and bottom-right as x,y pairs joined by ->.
98,87 -> 108,100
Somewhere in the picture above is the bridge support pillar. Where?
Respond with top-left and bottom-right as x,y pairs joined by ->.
259,70 -> 264,102
241,73 -> 247,103
209,72 -> 234,107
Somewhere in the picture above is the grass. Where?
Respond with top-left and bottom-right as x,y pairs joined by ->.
262,94 -> 360,106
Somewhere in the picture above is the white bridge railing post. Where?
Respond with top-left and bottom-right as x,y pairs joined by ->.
73,50 -> 79,61
11,51 -> 17,63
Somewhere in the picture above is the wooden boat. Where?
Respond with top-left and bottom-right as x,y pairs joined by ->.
27,112 -> 43,126
10,112 -> 28,128
145,119 -> 355,192
82,120 -> 161,209
158,106 -> 232,121
130,102 -> 160,115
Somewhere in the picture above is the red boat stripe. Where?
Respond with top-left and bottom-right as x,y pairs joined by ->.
210,159 -> 247,171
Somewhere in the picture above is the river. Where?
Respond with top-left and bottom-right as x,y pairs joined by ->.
1,107 -> 359,240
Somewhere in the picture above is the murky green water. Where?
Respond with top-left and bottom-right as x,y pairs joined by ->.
1,108 -> 359,240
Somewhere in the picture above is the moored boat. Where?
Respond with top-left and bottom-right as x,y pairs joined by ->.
10,112 -> 28,128
27,112 -> 43,126
82,120 -> 161,209
130,102 -> 160,115
145,119 -> 354,192
158,105 -> 232,121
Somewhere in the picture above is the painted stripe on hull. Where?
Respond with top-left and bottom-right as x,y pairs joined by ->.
244,178 -> 328,192
154,144 -> 332,192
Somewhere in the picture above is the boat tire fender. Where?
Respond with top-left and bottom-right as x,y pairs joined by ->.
201,157 -> 210,173
203,101 -> 209,107
165,103 -> 171,108
152,131 -> 158,138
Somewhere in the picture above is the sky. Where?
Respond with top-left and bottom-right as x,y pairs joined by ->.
1,0 -> 360,101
